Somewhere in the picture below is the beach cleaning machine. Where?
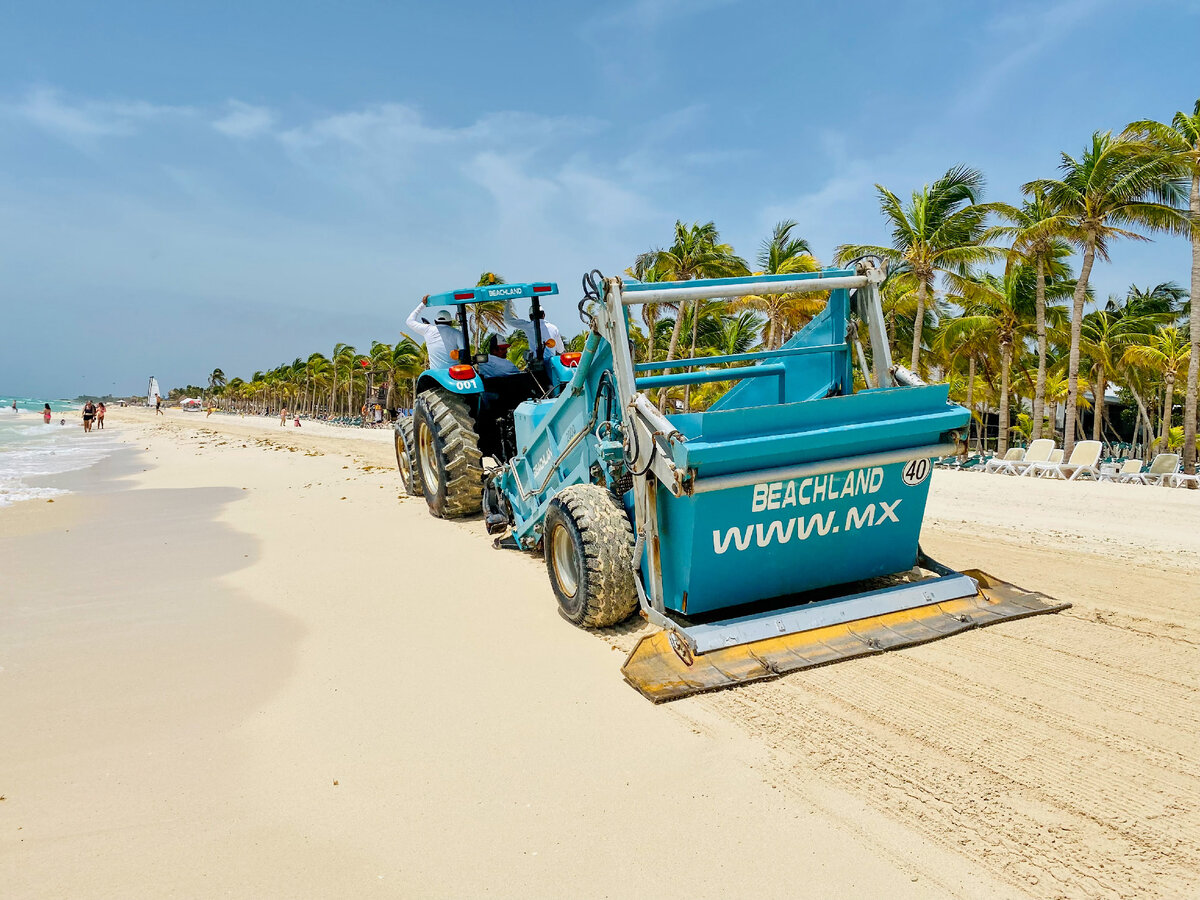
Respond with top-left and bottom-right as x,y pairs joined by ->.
401,263 -> 1068,701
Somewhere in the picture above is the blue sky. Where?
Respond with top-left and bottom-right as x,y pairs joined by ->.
2,0 -> 1198,398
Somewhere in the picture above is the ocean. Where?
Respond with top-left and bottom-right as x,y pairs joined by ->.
0,398 -> 120,507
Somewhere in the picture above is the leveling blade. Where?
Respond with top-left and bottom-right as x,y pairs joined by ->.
621,570 -> 1069,703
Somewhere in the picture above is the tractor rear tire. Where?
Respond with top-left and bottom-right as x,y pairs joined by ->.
414,389 -> 483,518
544,484 -> 638,628
395,417 -> 422,497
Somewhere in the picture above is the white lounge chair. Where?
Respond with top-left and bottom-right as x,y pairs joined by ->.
983,447 -> 1023,474
1103,459 -> 1144,482
1047,448 -> 1064,464
1172,471 -> 1199,489
1125,453 -> 1179,486
1028,440 -> 1103,480
999,438 -> 1055,476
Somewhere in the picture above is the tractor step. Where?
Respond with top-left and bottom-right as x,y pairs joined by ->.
621,569 -> 1069,702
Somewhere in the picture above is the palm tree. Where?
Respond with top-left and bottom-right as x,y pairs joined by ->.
1116,281 -> 1188,318
625,255 -> 673,362
1024,131 -> 1189,456
712,310 -> 766,357
208,367 -> 227,394
933,319 -> 992,450
836,165 -> 1001,372
392,336 -> 425,408
1078,311 -> 1144,442
877,272 -> 947,369
640,221 -> 748,409
739,221 -> 826,349
370,340 -> 396,409
471,272 -> 508,352
940,268 -> 1041,453
1123,326 -> 1192,452
1126,100 -> 1200,475
993,190 -> 1080,438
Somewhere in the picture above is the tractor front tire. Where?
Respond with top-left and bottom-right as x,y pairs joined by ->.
414,390 -> 483,518
395,416 -> 422,497
544,484 -> 638,628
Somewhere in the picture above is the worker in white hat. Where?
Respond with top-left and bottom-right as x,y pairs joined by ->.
406,297 -> 465,371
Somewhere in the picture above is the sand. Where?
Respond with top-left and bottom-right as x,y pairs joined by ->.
2,407 -> 1197,899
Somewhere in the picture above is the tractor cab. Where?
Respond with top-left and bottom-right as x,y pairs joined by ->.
400,282 -> 578,492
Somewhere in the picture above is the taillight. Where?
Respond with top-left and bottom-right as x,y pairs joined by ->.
449,348 -> 460,360
533,284 -> 552,293
560,352 -> 581,367
449,364 -> 476,380
453,292 -> 474,300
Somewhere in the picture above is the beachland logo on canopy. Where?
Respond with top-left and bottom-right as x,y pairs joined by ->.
486,286 -> 524,298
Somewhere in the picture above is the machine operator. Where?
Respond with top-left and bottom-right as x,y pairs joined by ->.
503,300 -> 563,360
406,297 -> 464,370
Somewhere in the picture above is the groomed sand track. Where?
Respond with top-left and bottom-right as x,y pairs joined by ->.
606,472 -> 1200,899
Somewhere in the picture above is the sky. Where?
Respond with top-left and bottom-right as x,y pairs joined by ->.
1,0 -> 1198,398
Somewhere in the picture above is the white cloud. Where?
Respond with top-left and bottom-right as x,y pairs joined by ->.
212,100 -> 277,139
6,86 -> 191,141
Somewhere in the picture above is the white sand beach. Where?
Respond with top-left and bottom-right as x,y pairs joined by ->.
2,407 -> 1197,899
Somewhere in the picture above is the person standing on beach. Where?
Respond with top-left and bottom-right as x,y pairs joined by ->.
82,400 -> 96,433
43,403 -> 51,424
280,406 -> 287,427
155,394 -> 163,415
11,399 -> 16,413
96,402 -> 106,429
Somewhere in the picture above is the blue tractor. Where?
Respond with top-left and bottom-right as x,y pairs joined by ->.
400,264 -> 1067,701
394,281 -> 579,517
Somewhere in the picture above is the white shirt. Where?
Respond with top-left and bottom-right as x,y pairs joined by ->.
504,301 -> 563,358
406,302 -> 465,370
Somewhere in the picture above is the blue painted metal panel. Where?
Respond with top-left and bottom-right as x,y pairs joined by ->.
657,460 -> 933,615
708,288 -> 852,412
672,386 -> 964,476
417,369 -> 483,396
425,282 -> 558,306
494,334 -> 622,548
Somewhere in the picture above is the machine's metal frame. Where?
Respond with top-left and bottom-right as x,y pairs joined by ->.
594,262 -> 972,647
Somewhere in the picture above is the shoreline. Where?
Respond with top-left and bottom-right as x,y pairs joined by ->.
2,409 -> 1197,898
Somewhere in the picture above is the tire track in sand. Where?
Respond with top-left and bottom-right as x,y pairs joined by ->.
668,597 -> 1200,900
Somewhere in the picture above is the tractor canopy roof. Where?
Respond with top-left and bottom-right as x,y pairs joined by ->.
425,282 -> 558,306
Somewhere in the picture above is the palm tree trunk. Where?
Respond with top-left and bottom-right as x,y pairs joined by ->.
659,305 -> 687,411
911,279 -> 928,371
1129,385 -> 1155,454
998,341 -> 1012,455
1160,373 -> 1175,450
1032,255 -> 1048,441
1092,375 -> 1107,443
1064,238 -> 1097,458
966,356 -> 975,449
1183,173 -> 1200,476
684,302 -> 702,412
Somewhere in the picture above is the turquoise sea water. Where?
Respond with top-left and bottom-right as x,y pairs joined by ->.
0,397 -> 119,507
